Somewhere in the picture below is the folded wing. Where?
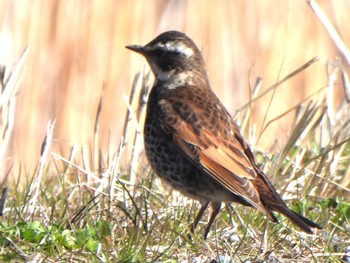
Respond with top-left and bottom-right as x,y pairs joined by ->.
157,87 -> 275,220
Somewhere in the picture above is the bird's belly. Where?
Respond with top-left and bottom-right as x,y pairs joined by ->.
144,121 -> 193,187
143,118 -> 235,202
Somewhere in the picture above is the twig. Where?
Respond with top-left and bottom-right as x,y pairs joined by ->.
237,57 -> 319,111
30,120 -> 56,214
0,187 -> 8,216
336,58 -> 350,102
308,0 -> 350,64
130,70 -> 150,186
258,57 -> 285,144
0,47 -> 29,178
94,93 -> 103,173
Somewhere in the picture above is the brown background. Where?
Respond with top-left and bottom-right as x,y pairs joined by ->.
0,0 -> 349,182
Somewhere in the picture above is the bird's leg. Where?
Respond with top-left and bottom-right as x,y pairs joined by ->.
190,200 -> 209,235
203,202 -> 221,240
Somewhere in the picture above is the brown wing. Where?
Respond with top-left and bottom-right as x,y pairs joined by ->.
157,86 -> 272,218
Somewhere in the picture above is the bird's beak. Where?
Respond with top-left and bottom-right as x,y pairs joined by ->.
125,45 -> 145,55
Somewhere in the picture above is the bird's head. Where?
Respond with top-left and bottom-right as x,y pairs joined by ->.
126,31 -> 207,82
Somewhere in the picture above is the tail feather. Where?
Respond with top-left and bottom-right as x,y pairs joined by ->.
273,204 -> 322,233
254,171 -> 321,233
290,209 -> 322,230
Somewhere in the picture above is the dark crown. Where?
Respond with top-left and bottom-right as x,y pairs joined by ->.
126,31 -> 207,76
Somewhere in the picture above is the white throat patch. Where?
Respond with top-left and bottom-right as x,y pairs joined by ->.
154,69 -> 194,89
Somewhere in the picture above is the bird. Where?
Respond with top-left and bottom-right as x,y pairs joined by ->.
126,30 -> 321,239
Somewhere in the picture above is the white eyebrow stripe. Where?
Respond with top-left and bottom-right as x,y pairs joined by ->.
156,42 -> 194,57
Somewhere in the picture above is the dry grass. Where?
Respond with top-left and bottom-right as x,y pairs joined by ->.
0,1 -> 350,261
0,66 -> 349,262
0,1 -> 350,183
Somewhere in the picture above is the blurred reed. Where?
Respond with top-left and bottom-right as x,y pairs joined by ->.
0,0 -> 349,186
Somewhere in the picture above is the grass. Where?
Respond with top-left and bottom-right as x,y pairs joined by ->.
1,3 -> 350,260
1,156 -> 350,262
0,58 -> 350,262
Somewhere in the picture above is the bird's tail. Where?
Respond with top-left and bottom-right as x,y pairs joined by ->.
255,172 -> 321,233
272,204 -> 322,233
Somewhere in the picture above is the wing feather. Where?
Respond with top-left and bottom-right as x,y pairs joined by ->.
158,91 -> 272,217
